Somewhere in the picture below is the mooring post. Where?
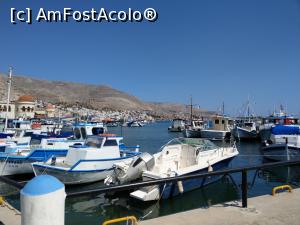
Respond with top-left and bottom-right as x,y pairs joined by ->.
21,175 -> 66,225
242,170 -> 248,208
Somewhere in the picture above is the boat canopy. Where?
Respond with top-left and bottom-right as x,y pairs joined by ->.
271,125 -> 300,135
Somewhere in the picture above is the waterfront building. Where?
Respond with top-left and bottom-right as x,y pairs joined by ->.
0,95 -> 36,119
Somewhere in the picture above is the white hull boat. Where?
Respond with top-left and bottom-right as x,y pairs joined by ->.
106,138 -> 239,201
232,126 -> 258,140
32,135 -> 141,185
0,122 -> 105,176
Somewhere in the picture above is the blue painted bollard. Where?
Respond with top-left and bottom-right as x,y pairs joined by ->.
21,175 -> 66,225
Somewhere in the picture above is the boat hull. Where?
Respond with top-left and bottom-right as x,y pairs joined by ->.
131,157 -> 235,201
33,166 -> 113,185
168,127 -> 183,132
232,127 -> 258,141
183,129 -> 201,138
262,144 -> 300,161
33,151 -> 141,185
163,157 -> 233,199
0,149 -> 68,176
259,128 -> 272,142
0,160 -> 33,176
200,130 -> 230,140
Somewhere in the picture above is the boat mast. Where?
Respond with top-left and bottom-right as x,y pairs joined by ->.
222,101 -> 225,116
4,67 -> 13,131
247,97 -> 250,122
190,95 -> 193,125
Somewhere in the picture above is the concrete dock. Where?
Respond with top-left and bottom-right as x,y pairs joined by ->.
0,198 -> 21,225
140,188 -> 300,225
1,189 -> 300,225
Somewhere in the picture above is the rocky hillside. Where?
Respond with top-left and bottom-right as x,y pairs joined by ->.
0,73 -> 212,116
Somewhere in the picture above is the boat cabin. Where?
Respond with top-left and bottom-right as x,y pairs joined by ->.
263,116 -> 299,126
65,135 -> 123,166
6,119 -> 31,130
191,120 -> 204,129
73,122 -> 107,140
204,116 -> 232,131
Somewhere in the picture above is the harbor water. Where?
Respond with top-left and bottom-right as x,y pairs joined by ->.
1,121 -> 300,224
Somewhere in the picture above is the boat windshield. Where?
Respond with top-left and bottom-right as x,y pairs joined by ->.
85,136 -> 103,148
166,138 -> 217,150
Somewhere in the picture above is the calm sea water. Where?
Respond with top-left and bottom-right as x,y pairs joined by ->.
1,121 -> 300,224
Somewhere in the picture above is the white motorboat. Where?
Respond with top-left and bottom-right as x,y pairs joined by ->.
105,138 -> 238,201
262,125 -> 300,161
32,135 -> 141,185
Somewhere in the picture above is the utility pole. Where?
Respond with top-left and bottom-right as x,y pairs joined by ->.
4,67 -> 13,131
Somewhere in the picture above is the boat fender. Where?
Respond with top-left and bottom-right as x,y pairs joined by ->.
177,181 -> 184,194
263,140 -> 272,147
51,156 -> 56,166
208,164 -> 213,172
135,145 -> 140,152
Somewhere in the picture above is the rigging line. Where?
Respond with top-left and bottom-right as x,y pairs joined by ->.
138,182 -> 167,222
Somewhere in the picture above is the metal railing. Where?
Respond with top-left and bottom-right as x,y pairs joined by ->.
1,159 -> 300,208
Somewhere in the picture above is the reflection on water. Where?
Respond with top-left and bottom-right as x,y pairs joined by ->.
0,181 -> 19,197
0,121 -> 299,225
260,164 -> 300,186
65,178 -> 239,225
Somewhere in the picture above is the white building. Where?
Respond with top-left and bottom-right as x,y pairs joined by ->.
0,95 -> 36,119
0,102 -> 15,119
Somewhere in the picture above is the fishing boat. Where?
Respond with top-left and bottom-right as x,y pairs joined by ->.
32,135 -> 141,185
183,97 -> 203,138
200,115 -> 232,140
262,125 -> 300,161
168,119 -> 186,132
0,119 -> 37,145
183,120 -> 204,138
232,120 -> 259,141
0,122 -> 106,176
105,138 -> 238,201
259,107 -> 298,142
232,99 -> 259,141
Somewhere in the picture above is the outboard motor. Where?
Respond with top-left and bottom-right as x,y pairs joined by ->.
105,152 -> 154,185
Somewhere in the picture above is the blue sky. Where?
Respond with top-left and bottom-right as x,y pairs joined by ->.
0,0 -> 300,116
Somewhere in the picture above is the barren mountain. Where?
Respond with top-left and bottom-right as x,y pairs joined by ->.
0,73 -> 211,116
